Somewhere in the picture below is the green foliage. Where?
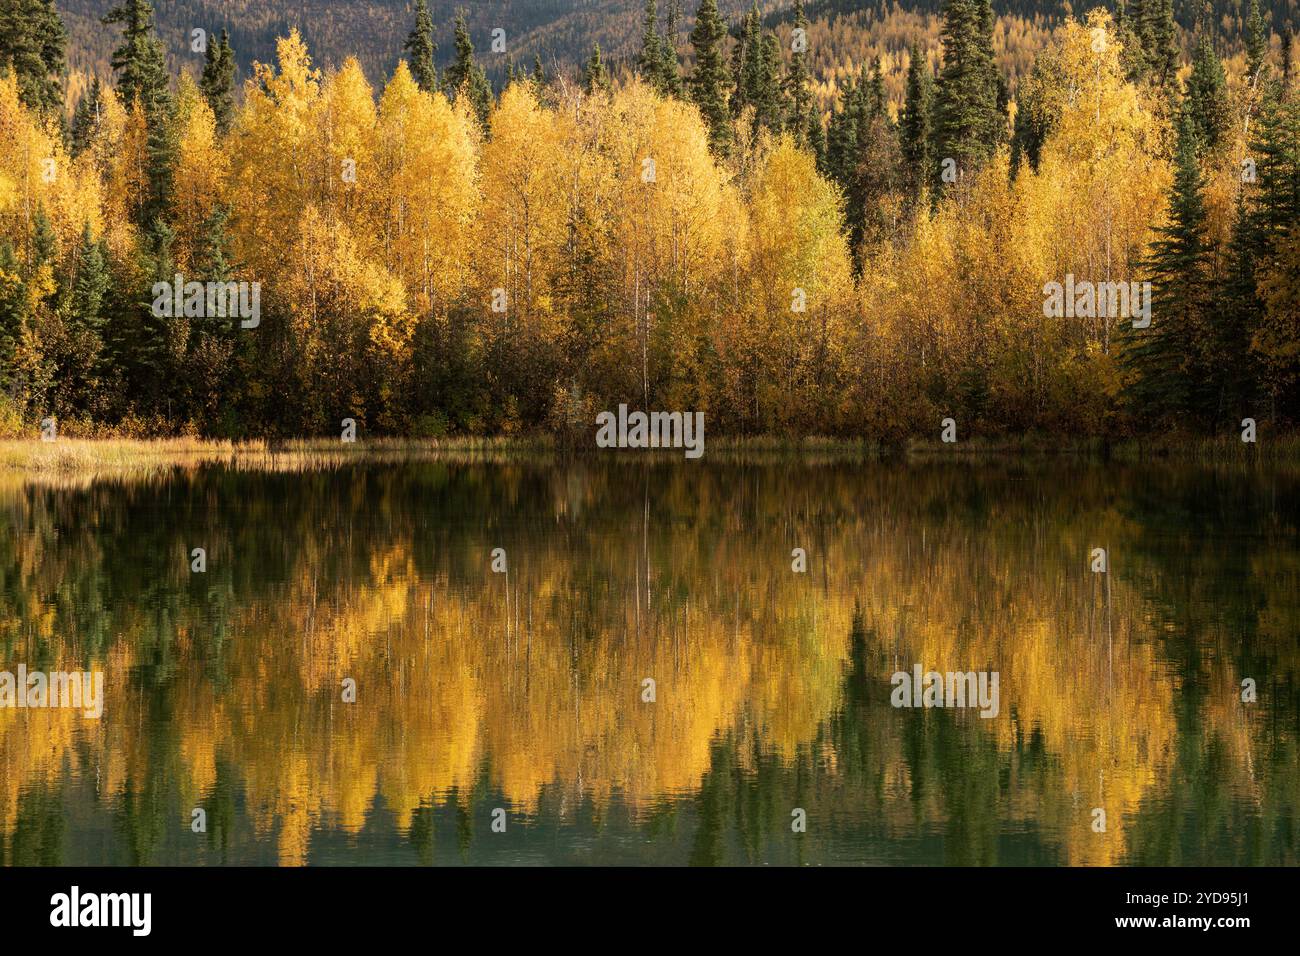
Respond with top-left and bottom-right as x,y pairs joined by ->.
583,42 -> 611,95
933,0 -> 1005,185
1123,115 -> 1212,423
900,41 -> 934,196
1183,35 -> 1230,156
443,13 -> 491,127
688,0 -> 732,156
69,77 -> 101,157
0,0 -> 66,118
104,0 -> 174,224
199,29 -> 236,134
404,0 -> 438,94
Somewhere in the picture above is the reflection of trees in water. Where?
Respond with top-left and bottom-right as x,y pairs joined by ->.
0,461 -> 1297,864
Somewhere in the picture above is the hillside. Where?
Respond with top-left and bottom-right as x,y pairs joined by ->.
55,0 -> 1300,108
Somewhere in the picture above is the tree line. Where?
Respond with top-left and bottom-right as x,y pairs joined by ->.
0,0 -> 1298,440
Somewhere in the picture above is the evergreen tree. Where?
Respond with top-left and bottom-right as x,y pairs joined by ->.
404,0 -> 438,94
58,221 -> 112,413
0,238 -> 24,384
531,53 -> 547,95
0,0 -> 67,117
70,222 -> 109,332
638,0 -> 662,80
732,4 -> 760,116
846,59 -> 901,258
758,34 -> 785,131
660,0 -> 684,97
0,0 -> 60,116
1010,73 -> 1050,173
130,217 -> 179,408
444,14 -> 492,127
583,43 -> 611,95
1116,0 -> 1148,83
1284,25 -> 1294,91
825,70 -> 862,189
688,0 -> 732,156
1245,0 -> 1269,81
1183,34 -> 1231,156
1124,115 -> 1212,422
1144,0 -> 1180,88
900,41 -> 934,198
933,0 -> 1004,186
103,0 -> 168,114
784,0 -> 813,143
197,205 -> 234,282
29,203 -> 56,272
1248,87 -> 1300,245
199,29 -> 236,135
104,0 -> 173,224
69,77 -> 103,157
807,109 -> 828,172
635,0 -> 685,97
1216,194 -> 1263,422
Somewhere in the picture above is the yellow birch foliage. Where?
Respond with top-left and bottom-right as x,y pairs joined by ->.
375,61 -> 480,314
171,73 -> 229,273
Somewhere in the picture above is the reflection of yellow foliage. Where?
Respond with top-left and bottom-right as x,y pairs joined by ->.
1,464 -> 1296,866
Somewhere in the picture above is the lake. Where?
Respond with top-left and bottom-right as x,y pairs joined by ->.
1,457 -> 1297,865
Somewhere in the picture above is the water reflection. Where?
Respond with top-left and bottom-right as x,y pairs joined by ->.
0,460 -> 1297,865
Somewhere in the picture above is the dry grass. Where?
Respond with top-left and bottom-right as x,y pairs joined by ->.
2,431 -> 1296,480
0,436 -> 554,477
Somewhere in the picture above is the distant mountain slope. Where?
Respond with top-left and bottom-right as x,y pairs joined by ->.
55,1 -> 775,86
56,0 -> 1299,104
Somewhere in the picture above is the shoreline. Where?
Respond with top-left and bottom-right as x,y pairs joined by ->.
1,433 -> 1296,475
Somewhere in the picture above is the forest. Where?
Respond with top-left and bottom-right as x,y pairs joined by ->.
0,0 -> 1298,440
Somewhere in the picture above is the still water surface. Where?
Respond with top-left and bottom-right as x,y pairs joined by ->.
1,458 -> 1297,865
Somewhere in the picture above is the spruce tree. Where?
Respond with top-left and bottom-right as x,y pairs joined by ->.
758,34 -> 785,131
732,4 -> 760,116
1124,115 -> 1212,422
638,0 -> 667,93
784,0 -> 813,143
59,221 -> 111,411
70,77 -> 103,157
1245,0 -> 1269,81
29,203 -> 56,272
1116,0 -> 1148,84
660,0 -> 684,97
531,53 -> 546,95
103,0 -> 168,114
70,222 -> 110,334
131,217 -> 179,407
0,0 -> 67,117
688,0 -> 732,156
104,0 -> 173,224
404,0 -> 438,94
1144,0 -> 1180,88
1248,87 -> 1300,246
900,41 -> 934,199
1183,35 -> 1231,156
1216,195 -> 1263,422
933,0 -> 1004,186
199,29 -> 235,135
583,43 -> 611,95
807,109 -> 827,171
845,59 -> 900,258
826,70 -> 863,190
0,240 -> 26,387
444,14 -> 492,127
1283,25 -> 1294,90
34,0 -> 66,113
